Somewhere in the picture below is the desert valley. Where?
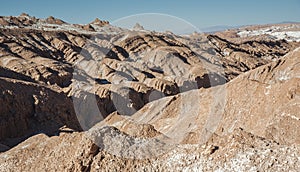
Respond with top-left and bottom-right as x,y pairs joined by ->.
0,13 -> 300,171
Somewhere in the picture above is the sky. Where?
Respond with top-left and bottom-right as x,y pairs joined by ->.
0,0 -> 299,33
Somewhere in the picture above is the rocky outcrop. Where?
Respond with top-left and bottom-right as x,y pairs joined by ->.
133,23 -> 144,31
0,77 -> 80,145
0,125 -> 299,171
45,16 -> 66,25
90,18 -> 109,27
207,34 -> 296,72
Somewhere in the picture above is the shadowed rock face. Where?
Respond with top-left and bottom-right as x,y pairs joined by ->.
0,77 -> 82,147
0,14 -> 300,171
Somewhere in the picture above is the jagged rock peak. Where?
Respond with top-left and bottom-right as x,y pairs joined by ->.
45,16 -> 66,25
19,13 -> 30,17
91,18 -> 109,26
133,23 -> 144,30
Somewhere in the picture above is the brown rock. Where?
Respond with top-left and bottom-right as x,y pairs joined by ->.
0,14 -> 299,171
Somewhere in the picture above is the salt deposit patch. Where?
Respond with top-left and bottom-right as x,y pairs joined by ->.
238,27 -> 300,42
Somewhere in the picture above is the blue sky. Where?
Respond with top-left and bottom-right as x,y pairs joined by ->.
0,0 -> 299,31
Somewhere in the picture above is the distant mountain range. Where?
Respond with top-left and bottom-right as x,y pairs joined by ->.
201,21 -> 300,33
